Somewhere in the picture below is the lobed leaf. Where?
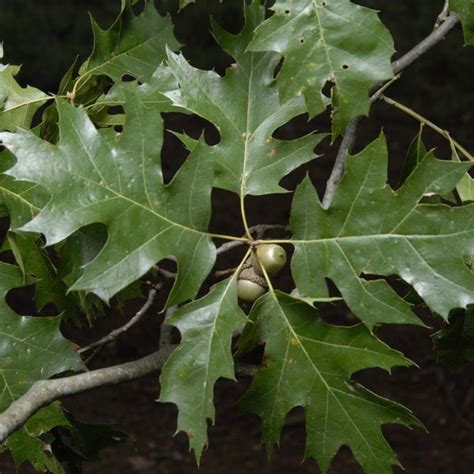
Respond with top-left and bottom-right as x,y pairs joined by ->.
165,2 -> 325,197
0,149 -> 48,229
239,291 -> 421,474
0,46 -> 50,131
0,263 -> 83,412
160,275 -> 247,460
5,402 -> 70,473
290,135 -> 474,328
248,0 -> 395,136
81,0 -> 181,84
0,83 -> 217,304
452,146 -> 474,202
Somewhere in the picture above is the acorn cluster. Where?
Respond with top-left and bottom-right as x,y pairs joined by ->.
237,244 -> 287,302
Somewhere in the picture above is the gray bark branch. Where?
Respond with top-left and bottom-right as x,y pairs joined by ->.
322,12 -> 460,209
0,346 -> 256,443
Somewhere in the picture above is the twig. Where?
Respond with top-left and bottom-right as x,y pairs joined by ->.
155,264 -> 177,280
216,239 -> 246,256
252,224 -> 288,239
392,13 -> 460,75
381,95 -> 474,162
216,224 -> 288,255
321,75 -> 401,210
78,289 -> 158,354
322,12 -> 461,208
369,74 -> 401,103
0,347 -> 257,443
215,267 -> 238,277
321,117 -> 361,209
435,0 -> 450,29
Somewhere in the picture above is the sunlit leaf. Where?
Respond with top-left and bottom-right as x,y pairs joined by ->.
0,84 -> 216,304
290,135 -> 473,328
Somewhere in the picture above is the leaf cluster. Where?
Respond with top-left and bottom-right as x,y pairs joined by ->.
0,1 -> 472,473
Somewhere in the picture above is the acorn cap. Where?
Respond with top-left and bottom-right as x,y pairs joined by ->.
238,267 -> 268,288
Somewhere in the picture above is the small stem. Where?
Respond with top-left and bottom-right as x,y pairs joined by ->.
0,347 -> 257,443
209,232 -> 250,242
381,95 -> 474,162
435,0 -> 450,28
253,238 -> 291,246
370,74 -> 401,102
78,288 -> 158,354
215,267 -> 238,277
322,12 -> 461,209
322,117 -> 361,209
215,224 -> 289,255
240,196 -> 252,239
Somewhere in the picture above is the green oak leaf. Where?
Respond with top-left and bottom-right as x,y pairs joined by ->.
0,46 -> 50,131
56,225 -> 108,286
452,147 -> 474,202
0,85 -> 216,304
59,411 -> 127,464
39,58 -> 108,143
7,232 -> 79,318
88,63 -> 179,119
54,225 -> 108,323
239,291 -> 421,474
456,168 -> 474,202
0,150 -> 78,317
79,0 -> 180,85
399,129 -> 428,187
165,2 -> 326,198
290,135 -> 474,328
247,0 -> 395,136
160,275 -> 247,461
5,402 -> 70,473
0,263 -> 83,411
451,0 -> 474,45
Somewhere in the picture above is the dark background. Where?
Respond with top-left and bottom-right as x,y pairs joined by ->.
0,0 -> 473,473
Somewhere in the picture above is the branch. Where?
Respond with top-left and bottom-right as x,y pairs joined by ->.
78,288 -> 158,354
435,0 -> 450,29
322,12 -> 461,208
155,265 -> 176,280
216,224 -> 288,255
392,13 -> 460,75
321,117 -> 361,209
0,346 -> 257,443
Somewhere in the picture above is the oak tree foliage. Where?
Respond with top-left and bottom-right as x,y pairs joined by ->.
0,1 -> 472,472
